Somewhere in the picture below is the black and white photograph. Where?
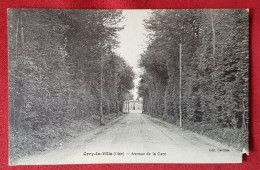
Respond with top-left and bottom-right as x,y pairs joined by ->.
8,9 -> 249,165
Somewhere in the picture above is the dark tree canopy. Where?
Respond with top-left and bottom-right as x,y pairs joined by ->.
138,9 -> 248,149
8,9 -> 134,162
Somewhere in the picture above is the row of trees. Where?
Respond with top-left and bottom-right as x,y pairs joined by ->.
138,9 -> 248,130
8,9 -> 134,134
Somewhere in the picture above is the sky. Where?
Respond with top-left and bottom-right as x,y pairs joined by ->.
115,10 -> 151,99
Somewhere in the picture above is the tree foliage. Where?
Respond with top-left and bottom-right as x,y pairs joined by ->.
8,9 -> 134,161
138,9 -> 248,133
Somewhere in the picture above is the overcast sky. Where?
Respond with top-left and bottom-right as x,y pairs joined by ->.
115,10 -> 151,99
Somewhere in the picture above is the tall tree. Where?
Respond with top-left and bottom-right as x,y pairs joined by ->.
139,9 -> 248,131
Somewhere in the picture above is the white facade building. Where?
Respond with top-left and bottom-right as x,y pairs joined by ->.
123,99 -> 143,112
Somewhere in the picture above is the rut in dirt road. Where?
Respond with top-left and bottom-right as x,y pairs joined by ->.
17,110 -> 242,165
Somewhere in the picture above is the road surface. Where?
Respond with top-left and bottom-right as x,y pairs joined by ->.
17,110 -> 243,165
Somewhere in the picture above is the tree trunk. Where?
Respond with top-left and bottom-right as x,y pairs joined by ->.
210,9 -> 216,57
128,99 -> 130,113
242,99 -> 247,129
14,17 -> 20,132
179,43 -> 182,128
100,40 -> 104,125
114,57 -> 119,115
21,14 -> 24,45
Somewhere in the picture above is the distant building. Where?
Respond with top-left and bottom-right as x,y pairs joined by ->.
123,99 -> 143,112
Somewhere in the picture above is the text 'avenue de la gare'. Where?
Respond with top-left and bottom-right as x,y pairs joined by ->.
83,152 -> 167,156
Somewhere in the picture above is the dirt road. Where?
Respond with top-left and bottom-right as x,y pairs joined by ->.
17,110 -> 242,164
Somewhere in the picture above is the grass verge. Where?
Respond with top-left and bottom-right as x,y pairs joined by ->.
9,112 -> 126,165
145,112 -> 248,152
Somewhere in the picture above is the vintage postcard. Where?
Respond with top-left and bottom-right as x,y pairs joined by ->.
8,9 -> 249,165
